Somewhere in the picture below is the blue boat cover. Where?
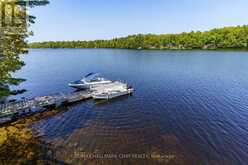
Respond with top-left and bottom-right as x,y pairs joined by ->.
85,72 -> 96,78
84,72 -> 100,81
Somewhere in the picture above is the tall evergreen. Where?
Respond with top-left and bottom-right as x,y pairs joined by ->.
0,0 -> 49,97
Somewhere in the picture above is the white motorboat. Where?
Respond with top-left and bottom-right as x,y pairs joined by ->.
68,73 -> 112,89
92,85 -> 134,100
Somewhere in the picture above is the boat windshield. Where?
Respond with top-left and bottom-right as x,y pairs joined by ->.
84,73 -> 102,82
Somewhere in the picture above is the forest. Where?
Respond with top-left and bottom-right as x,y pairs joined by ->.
30,25 -> 248,50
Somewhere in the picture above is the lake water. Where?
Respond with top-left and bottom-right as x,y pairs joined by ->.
11,49 -> 248,164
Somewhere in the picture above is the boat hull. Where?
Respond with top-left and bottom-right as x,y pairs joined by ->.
68,83 -> 89,89
68,81 -> 112,90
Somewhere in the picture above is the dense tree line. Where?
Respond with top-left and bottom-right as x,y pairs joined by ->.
30,25 -> 248,50
0,0 -> 49,97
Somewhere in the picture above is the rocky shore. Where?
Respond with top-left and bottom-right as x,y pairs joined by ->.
0,108 -> 64,164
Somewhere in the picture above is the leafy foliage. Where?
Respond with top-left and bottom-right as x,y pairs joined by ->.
30,25 -> 248,50
0,0 -> 49,97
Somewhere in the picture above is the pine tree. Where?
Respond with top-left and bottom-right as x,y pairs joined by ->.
0,0 -> 49,97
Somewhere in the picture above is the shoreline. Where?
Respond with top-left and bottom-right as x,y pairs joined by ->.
28,47 -> 248,52
0,108 -> 63,164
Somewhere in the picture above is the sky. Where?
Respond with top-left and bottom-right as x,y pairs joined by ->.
28,0 -> 248,42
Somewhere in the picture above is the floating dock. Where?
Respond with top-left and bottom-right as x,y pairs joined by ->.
0,81 -> 132,125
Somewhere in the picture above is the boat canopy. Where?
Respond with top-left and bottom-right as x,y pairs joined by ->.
84,72 -> 101,81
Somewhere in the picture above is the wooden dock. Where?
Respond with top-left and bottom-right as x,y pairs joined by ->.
0,90 -> 92,124
0,81 -> 132,125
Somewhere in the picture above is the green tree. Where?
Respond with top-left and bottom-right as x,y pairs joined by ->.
0,0 -> 49,97
29,25 -> 248,51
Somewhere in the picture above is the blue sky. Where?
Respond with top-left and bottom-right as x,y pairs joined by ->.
29,0 -> 248,42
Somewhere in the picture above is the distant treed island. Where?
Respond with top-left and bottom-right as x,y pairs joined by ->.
30,25 -> 248,50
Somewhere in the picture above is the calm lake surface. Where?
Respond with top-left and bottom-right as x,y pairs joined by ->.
11,49 -> 248,164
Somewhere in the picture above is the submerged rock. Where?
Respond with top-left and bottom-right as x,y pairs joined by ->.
0,128 -> 8,146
